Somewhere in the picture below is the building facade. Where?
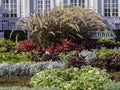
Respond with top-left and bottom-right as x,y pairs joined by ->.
63,0 -> 120,17
0,0 -> 120,37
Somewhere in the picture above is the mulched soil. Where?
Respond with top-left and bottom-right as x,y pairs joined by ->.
0,76 -> 32,87
109,71 -> 120,81
0,72 -> 120,87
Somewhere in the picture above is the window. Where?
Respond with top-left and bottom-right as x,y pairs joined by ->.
10,0 -> 17,17
78,0 -> 85,7
3,0 -> 9,3
70,0 -> 85,7
6,4 -> 9,8
104,0 -> 118,17
37,0 -> 43,13
11,13 -> 17,17
70,0 -> 77,6
64,0 -> 67,4
2,0 -> 9,17
2,13 -> 9,17
45,0 -> 51,11
2,0 -> 9,9
2,20 -> 9,30
11,0 -> 16,3
9,22 -> 15,28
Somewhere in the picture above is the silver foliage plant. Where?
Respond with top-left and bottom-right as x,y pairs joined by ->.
0,86 -> 57,90
29,61 -> 65,76
0,61 -> 65,77
79,50 -> 96,64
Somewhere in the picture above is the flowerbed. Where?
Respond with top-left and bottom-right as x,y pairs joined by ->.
1,5 -> 120,89
1,39 -> 120,90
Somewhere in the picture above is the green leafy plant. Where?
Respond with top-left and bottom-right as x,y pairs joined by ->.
26,50 -> 43,62
92,49 -> 100,55
102,81 -> 120,90
59,50 -> 77,62
30,66 -> 112,90
116,41 -> 120,47
97,49 -> 117,59
0,51 -> 31,63
97,37 -> 115,48
97,37 -> 113,44
92,52 -> 120,71
0,39 -> 16,52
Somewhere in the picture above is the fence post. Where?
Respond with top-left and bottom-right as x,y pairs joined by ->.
27,29 -> 30,41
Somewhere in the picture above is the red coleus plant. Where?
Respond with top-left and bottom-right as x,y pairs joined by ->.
44,39 -> 84,54
68,52 -> 86,68
16,39 -> 40,52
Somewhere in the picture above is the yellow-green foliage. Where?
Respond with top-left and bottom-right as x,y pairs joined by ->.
97,49 -> 117,59
30,66 -> 111,90
59,50 -> 77,62
0,52 -> 31,63
97,37 -> 113,44
0,39 -> 16,52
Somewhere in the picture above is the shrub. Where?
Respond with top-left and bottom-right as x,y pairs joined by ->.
59,50 -> 77,62
29,61 -> 65,76
97,37 -> 113,44
81,40 -> 97,50
15,39 -> 40,52
92,49 -> 100,55
30,66 -> 111,90
114,30 -> 120,41
16,6 -> 107,48
0,61 -> 65,77
0,51 -> 31,63
79,50 -> 96,64
97,37 -> 115,48
68,52 -> 86,68
0,39 -> 16,52
4,30 -> 27,42
41,53 -> 60,62
44,39 -> 83,54
92,52 -> 120,71
102,81 -> 120,90
97,49 -> 117,59
26,50 -> 44,62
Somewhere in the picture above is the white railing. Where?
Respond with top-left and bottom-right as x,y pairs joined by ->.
88,31 -> 116,39
102,17 -> 120,30
0,31 -> 4,39
0,17 -> 20,31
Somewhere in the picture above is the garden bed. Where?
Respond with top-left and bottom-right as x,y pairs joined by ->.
1,5 -> 120,90
109,71 -> 120,81
0,76 -> 31,87
0,71 -> 120,87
